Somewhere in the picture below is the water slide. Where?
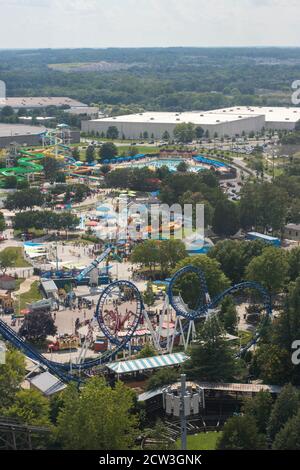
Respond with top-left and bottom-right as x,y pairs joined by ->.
0,149 -> 45,187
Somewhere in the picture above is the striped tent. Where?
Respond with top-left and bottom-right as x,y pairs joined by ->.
107,352 -> 189,375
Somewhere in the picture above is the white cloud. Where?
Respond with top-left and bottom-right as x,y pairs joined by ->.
0,0 -> 299,48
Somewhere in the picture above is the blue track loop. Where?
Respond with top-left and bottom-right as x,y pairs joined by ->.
168,265 -> 209,320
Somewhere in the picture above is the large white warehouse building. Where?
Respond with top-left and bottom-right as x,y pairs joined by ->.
82,106 -> 300,139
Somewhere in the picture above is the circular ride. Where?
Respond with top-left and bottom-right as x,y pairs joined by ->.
95,280 -> 143,347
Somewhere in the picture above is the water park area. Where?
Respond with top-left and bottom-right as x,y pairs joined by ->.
102,152 -> 233,176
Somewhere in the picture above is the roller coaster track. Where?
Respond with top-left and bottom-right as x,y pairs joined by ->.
0,267 -> 272,382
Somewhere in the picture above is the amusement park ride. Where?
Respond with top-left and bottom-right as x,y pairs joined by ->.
0,259 -> 273,383
0,125 -> 97,187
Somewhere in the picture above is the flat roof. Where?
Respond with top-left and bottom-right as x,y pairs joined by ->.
212,106 -> 300,123
29,371 -> 66,396
89,111 -> 261,126
247,231 -> 280,241
107,352 -> 189,375
285,223 -> 300,231
1,97 -> 86,109
41,280 -> 58,293
0,123 -> 46,138
138,381 -> 282,401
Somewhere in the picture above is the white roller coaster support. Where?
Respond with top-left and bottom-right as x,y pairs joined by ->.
143,310 -> 162,352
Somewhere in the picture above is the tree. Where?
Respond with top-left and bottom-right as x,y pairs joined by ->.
0,348 -> 26,409
242,390 -> 273,434
4,389 -> 51,427
0,211 -> 5,232
0,249 -> 18,274
42,156 -> 60,182
19,310 -> 57,344
173,122 -> 195,143
136,342 -> 156,359
71,147 -> 80,161
209,239 -> 266,284
56,377 -> 139,450
131,240 -> 160,275
268,384 -> 300,440
143,282 -> 155,310
246,246 -> 289,298
253,343 -> 291,385
220,296 -> 238,335
162,130 -> 170,141
195,126 -> 205,139
212,199 -> 239,237
176,161 -> 188,173
288,247 -> 300,282
106,126 -> 119,140
5,188 -> 45,211
99,142 -> 118,161
146,368 -> 179,391
173,255 -> 230,304
240,182 -> 288,232
85,145 -> 95,164
217,415 -> 266,450
184,316 -> 240,382
158,239 -> 187,274
273,409 -> 300,450
4,175 -> 18,189
100,164 -> 111,175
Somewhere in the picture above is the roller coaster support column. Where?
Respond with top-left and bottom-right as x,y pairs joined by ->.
143,310 -> 162,352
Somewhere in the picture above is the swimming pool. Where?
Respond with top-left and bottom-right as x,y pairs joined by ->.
131,158 -> 204,172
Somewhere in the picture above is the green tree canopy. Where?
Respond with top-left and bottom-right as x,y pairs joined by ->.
183,316 -> 240,382
246,246 -> 289,297
0,348 -> 26,409
19,310 -> 57,344
56,377 -> 139,450
99,142 -> 118,161
217,415 -> 266,450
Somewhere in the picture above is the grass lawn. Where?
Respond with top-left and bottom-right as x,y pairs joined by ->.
14,278 -> 25,291
0,247 -> 31,268
16,281 -> 42,313
238,330 -> 254,347
176,432 -> 221,450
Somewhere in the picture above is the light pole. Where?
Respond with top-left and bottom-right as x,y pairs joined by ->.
163,375 -> 205,451
180,374 -> 187,450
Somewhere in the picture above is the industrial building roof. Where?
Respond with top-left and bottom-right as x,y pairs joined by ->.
87,106 -> 300,126
0,97 -> 86,109
0,123 -> 46,138
107,352 -> 189,375
212,106 -> 300,123
89,111 -> 261,126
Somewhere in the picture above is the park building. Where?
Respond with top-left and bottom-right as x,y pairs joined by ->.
82,106 -> 300,139
0,97 -> 86,111
0,123 -> 80,148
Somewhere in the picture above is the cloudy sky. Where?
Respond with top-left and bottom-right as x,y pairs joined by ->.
0,0 -> 300,49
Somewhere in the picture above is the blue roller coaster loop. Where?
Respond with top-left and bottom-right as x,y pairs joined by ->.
168,265 -> 210,320
0,266 -> 272,382
95,280 -> 144,347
